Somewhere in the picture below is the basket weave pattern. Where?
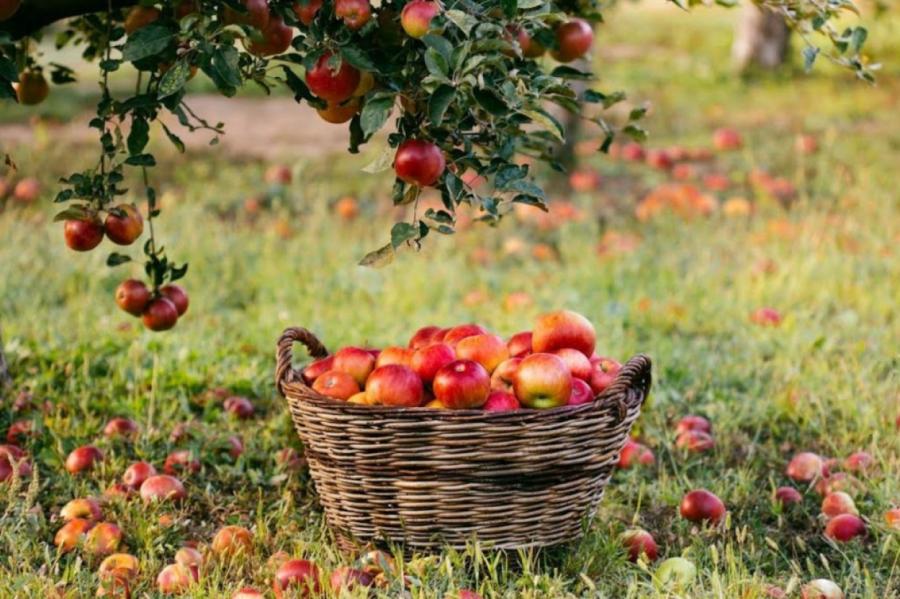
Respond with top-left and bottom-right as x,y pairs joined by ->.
276,327 -> 651,551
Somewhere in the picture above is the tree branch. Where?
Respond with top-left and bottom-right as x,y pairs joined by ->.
0,0 -> 137,40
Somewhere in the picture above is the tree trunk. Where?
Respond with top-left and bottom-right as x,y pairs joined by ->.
557,56 -> 590,174
732,4 -> 791,72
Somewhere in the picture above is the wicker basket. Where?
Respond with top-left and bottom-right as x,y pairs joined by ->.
276,326 -> 651,552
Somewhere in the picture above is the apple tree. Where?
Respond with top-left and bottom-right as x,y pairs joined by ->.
0,0 -> 876,339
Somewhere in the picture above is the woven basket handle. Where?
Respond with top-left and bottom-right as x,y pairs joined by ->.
596,354 -> 652,422
276,327 -> 330,396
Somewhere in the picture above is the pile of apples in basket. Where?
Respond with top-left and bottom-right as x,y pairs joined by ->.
303,310 -> 622,410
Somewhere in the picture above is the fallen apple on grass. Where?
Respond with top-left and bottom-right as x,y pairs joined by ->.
786,452 -> 824,482
211,525 -> 254,558
621,528 -> 659,562
821,492 -> 858,519
773,486 -> 802,507
618,438 -> 655,469
273,559 -> 322,598
65,445 -> 104,474
801,579 -> 844,599
60,497 -> 103,522
140,475 -> 186,503
680,489 -> 726,524
824,513 -> 865,542
157,563 -> 198,594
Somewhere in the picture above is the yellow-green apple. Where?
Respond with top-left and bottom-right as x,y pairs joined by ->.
567,378 -> 594,406
273,559 -> 322,598
675,415 -> 711,435
212,525 -> 254,558
394,139 -> 447,187
553,348 -> 592,380
312,370 -> 360,400
713,127 -> 743,151
140,475 -> 186,502
442,323 -> 487,347
532,310 -> 595,358
332,347 -> 376,385
66,445 -> 104,474
821,492 -> 857,519
618,438 -> 654,468
123,461 -> 156,490
223,396 -> 254,418
329,567 -> 374,593
400,0 -> 439,38
786,452 -> 824,482
455,333 -> 509,373
164,450 -> 200,476
620,528 -> 658,562
366,365 -> 425,407
801,579 -> 844,599
433,360 -> 491,409
774,486 -> 802,506
84,522 -> 123,556
482,390 -> 520,412
514,353 -> 572,409
824,513 -> 865,542
54,518 -> 94,552
675,430 -> 715,452
103,417 -> 139,439
551,19 -> 593,62
411,343 -> 456,384
655,557 -> 696,590
157,563 -> 198,594
409,325 -> 447,349
506,331 -> 532,358
302,355 -> 334,384
490,357 -> 521,392
61,498 -> 103,522
376,346 -> 414,368
679,489 -> 726,524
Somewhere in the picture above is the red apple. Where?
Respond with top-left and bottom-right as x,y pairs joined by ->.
713,127 -> 743,151
5,419 -> 33,445
588,362 -> 620,395
409,325 -> 447,349
551,19 -> 593,62
164,450 -> 200,476
490,357 -> 521,392
482,390 -> 520,412
142,297 -> 179,332
751,307 -> 782,326
335,0 -> 371,29
394,139 -> 446,187
123,461 -> 157,490
302,355 -> 334,384
458,592 -> 484,599
233,588 -> 265,599
306,52 -> 360,103
65,445 -> 104,474
455,333 -> 509,374
103,417 -> 139,439
157,563 -> 198,594
821,492 -> 858,519
247,15 -> 293,56
54,518 -> 94,552
553,348 -> 593,380
64,217 -> 105,252
115,279 -> 151,316
223,396 -> 255,419
84,522 -> 123,557
273,559 -> 322,598
680,489 -> 726,524
212,525 -> 254,558
786,452 -> 824,482
160,284 -> 189,316
621,143 -> 645,162
815,472 -> 862,496
411,343 -> 456,385
433,360 -> 491,409
514,353 -> 572,409
801,579 -> 844,599
175,546 -> 203,568
618,438 -> 655,468
98,552 -> 140,580
843,451 -> 873,472
506,331 -> 532,358
140,475 -> 186,502
675,430 -> 715,452
400,0 -> 439,38
567,378 -> 594,406
104,204 -> 144,246
60,498 -> 103,522
11,177 -> 39,203
329,567 -> 374,593
293,0 -> 322,26
375,346 -> 414,368
773,486 -> 802,506
532,310 -> 596,358
621,528 -> 658,562
824,513 -> 865,542
366,365 -> 425,407
332,346 -> 376,385
645,149 -> 674,170
312,370 -> 360,400
442,324 -> 488,347
675,415 -> 711,436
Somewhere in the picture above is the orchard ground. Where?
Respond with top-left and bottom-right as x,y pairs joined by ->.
1,4 -> 899,598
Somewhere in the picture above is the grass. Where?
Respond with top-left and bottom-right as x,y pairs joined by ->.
1,4 -> 899,598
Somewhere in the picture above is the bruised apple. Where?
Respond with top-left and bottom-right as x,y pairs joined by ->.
84,522 -> 123,557
55,518 -> 94,552
61,498 -> 103,522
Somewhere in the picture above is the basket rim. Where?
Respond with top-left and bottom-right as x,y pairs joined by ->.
276,326 -> 651,419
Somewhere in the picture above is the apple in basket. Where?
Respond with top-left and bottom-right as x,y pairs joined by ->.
514,353 -> 572,409
532,309 -> 596,358
433,360 -> 491,409
365,365 -> 425,407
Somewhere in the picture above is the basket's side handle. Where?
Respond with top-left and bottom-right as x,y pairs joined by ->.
596,354 -> 652,422
276,327 -> 330,396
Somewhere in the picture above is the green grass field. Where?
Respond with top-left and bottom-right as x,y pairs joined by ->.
1,4 -> 899,598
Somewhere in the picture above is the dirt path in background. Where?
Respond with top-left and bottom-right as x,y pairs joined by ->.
0,95 -> 351,160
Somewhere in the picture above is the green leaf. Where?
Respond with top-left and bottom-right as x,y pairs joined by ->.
424,48 -> 450,80
359,93 -> 395,138
0,55 -> 18,83
500,0 -> 517,18
53,205 -> 93,222
428,85 -> 455,125
158,60 -> 192,98
121,24 -> 174,62
521,109 -> 564,141
127,117 -> 150,156
474,88 -> 508,117
362,144 -> 394,174
358,243 -> 395,267
391,222 -> 419,248
849,27 -> 867,54
341,45 -> 378,73
106,253 -> 132,267
802,46 -> 820,72
445,10 -> 478,37
423,34 -> 454,63
125,154 -> 157,166
204,46 -> 242,96
161,122 -> 185,153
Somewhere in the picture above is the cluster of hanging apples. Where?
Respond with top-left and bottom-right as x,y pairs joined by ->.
302,310 -> 622,410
